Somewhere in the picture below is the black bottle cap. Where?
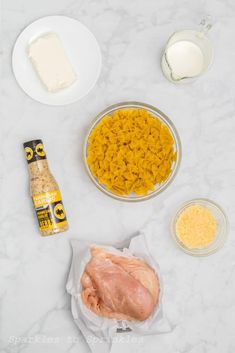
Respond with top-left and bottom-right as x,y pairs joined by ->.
23,139 -> 47,163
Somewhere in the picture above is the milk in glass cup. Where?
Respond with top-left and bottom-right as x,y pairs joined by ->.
161,17 -> 213,83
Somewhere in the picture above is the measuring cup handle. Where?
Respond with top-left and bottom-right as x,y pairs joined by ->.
199,15 -> 213,34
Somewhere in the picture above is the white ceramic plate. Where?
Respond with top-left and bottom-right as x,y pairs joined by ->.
12,16 -> 102,105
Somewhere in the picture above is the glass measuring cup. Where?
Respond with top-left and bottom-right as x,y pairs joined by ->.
161,16 -> 213,83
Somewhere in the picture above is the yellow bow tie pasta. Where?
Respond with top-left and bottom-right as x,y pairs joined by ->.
86,108 -> 177,196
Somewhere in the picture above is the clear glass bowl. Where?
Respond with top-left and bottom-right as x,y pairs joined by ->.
171,199 -> 228,256
83,101 -> 181,202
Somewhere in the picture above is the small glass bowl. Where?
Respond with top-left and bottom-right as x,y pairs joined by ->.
171,199 -> 228,256
83,101 -> 182,202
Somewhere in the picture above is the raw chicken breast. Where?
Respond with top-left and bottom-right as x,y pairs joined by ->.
81,247 -> 160,321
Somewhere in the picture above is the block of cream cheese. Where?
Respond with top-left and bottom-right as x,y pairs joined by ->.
28,32 -> 77,93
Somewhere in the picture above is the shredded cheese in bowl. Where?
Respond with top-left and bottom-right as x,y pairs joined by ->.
172,199 -> 228,256
175,205 -> 217,249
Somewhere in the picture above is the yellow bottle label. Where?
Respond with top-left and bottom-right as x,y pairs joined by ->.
32,190 -> 68,232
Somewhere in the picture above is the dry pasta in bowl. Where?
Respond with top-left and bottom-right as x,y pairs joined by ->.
84,102 -> 181,201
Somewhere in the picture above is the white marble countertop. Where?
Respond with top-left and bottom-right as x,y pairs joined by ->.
1,0 -> 235,352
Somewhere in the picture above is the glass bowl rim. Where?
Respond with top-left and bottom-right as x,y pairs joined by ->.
83,101 -> 182,202
171,198 -> 229,256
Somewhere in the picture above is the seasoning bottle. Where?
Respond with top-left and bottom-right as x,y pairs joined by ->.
23,139 -> 69,236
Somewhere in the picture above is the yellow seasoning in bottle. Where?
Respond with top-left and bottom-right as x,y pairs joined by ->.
23,139 -> 69,236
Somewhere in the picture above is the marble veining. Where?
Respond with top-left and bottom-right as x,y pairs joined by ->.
0,0 -> 235,352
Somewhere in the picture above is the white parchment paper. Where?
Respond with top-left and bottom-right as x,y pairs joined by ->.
66,234 -> 171,353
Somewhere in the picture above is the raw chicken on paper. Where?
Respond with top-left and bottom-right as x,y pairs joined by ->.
81,247 -> 160,321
